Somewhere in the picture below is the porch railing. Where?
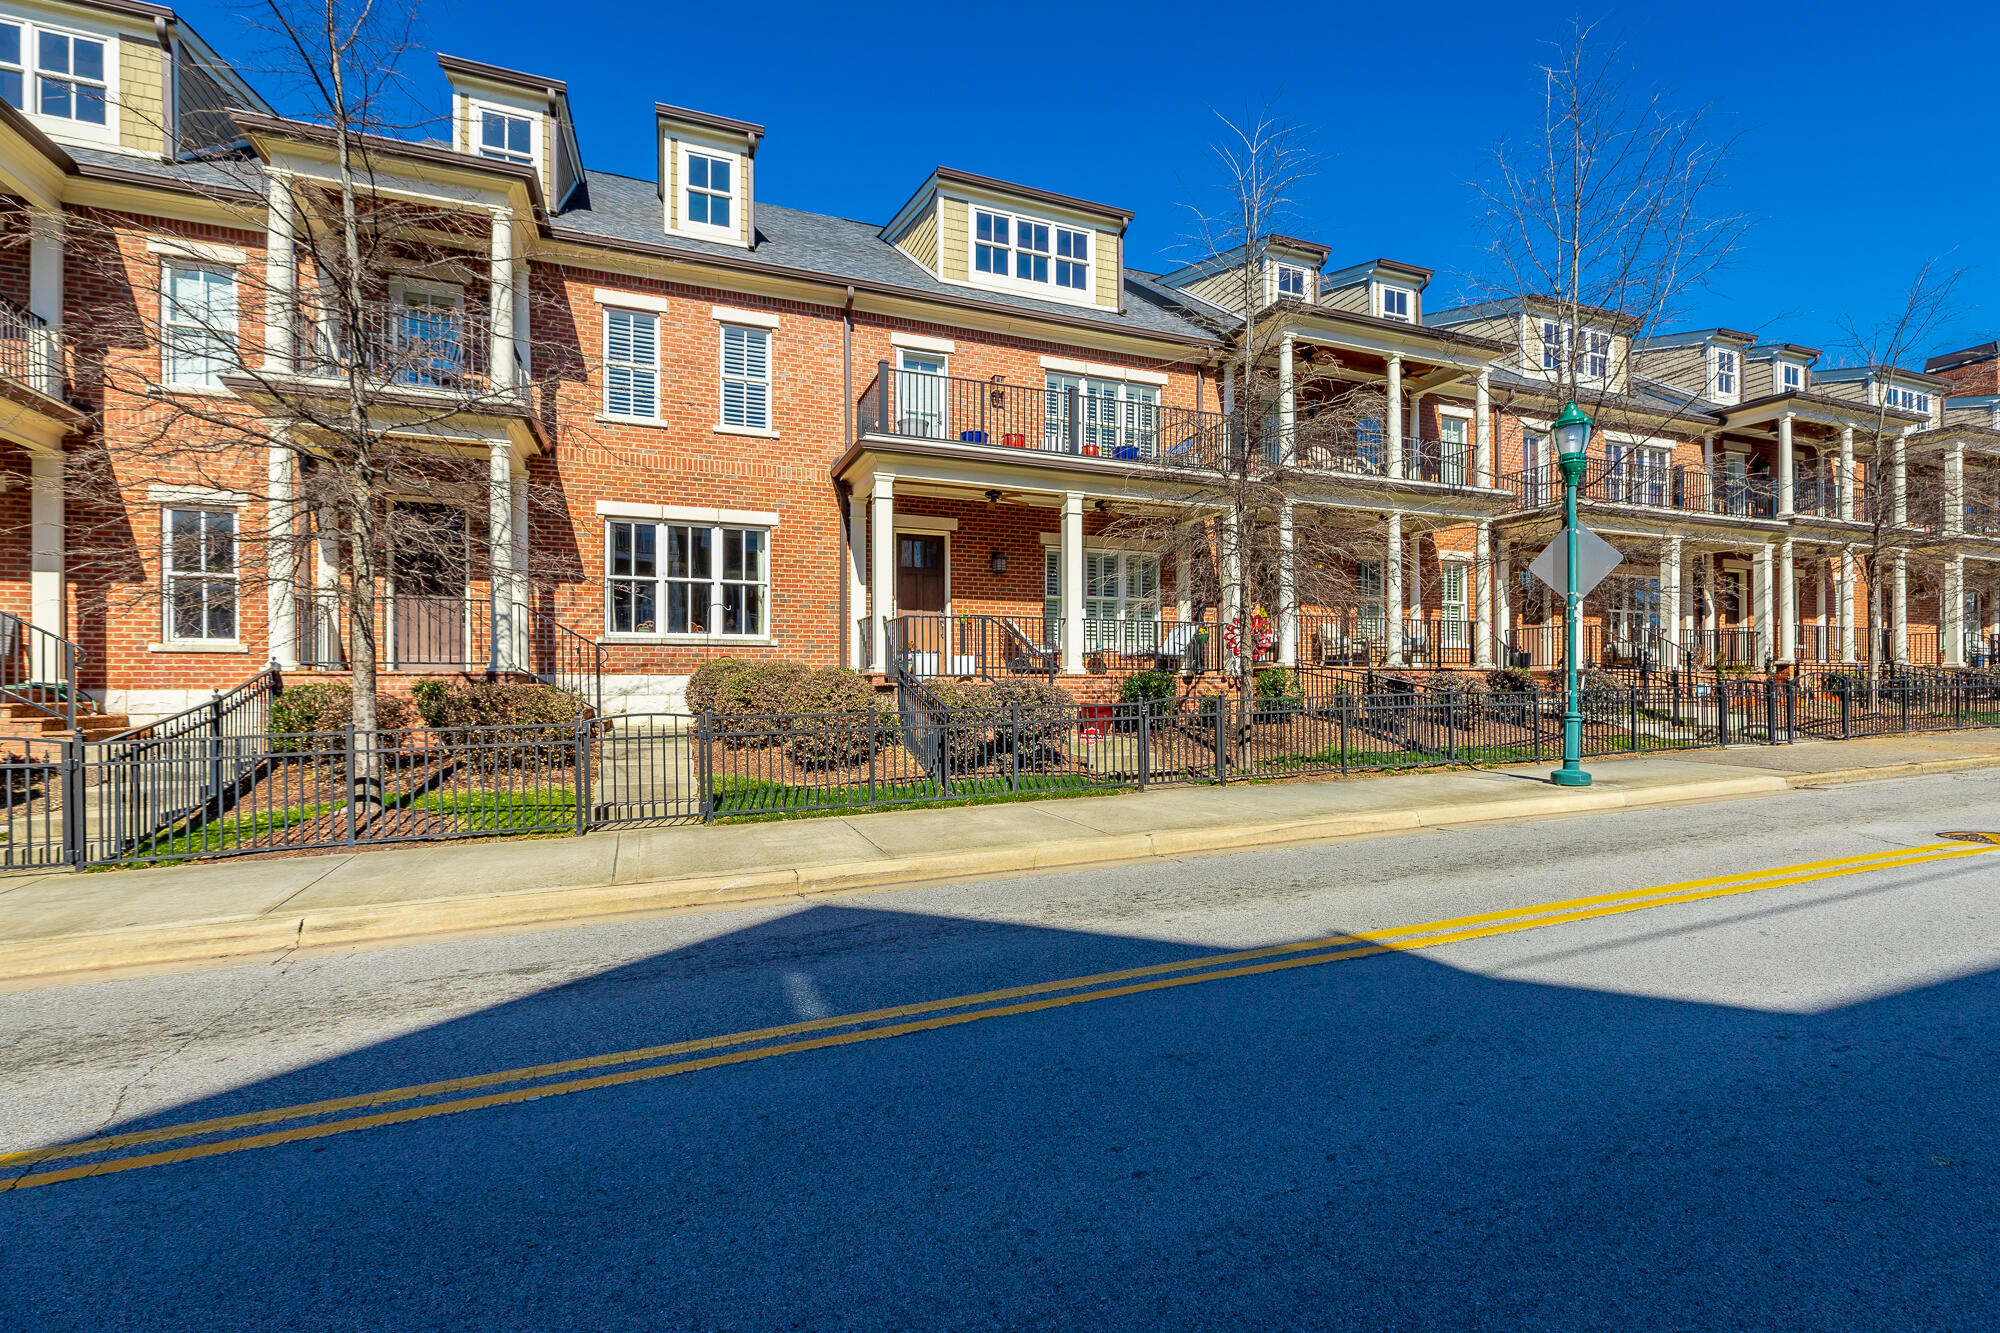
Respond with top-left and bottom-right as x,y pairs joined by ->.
1504,463 -> 1777,519
300,593 -> 602,710
887,612 -> 1224,679
1300,613 -> 1481,668
303,299 -> 508,393
0,610 -> 80,731
0,300 -> 68,400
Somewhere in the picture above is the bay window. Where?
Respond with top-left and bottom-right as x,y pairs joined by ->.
607,520 -> 768,637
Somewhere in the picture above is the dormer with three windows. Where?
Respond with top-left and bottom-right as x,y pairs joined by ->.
1812,365 -> 1947,429
1631,328 -> 1756,406
1427,296 -> 1633,393
657,102 -> 761,249
1319,258 -> 1430,324
441,54 -> 584,210
1152,235 -> 1328,317
882,167 -> 1130,312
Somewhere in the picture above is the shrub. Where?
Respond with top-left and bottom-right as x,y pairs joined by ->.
408,677 -> 453,725
921,677 -> 999,769
1486,667 -> 1537,695
698,660 -> 818,745
685,658 -> 753,715
989,677 -> 1078,750
1423,671 -> 1491,727
429,683 -> 582,770
269,683 -> 418,749
1252,667 -> 1303,721
1578,667 -> 1627,722
782,667 -> 882,768
1119,670 -> 1177,723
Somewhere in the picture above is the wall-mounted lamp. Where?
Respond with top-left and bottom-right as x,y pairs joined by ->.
990,551 -> 1008,574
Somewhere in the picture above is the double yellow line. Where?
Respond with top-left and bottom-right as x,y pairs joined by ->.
3,839 -> 1988,1193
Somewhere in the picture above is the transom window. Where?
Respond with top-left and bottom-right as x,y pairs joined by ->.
603,308 -> 659,419
719,324 -> 772,430
1277,264 -> 1309,300
1379,286 -> 1412,321
162,263 -> 238,388
1713,349 -> 1738,397
973,208 -> 1090,292
685,153 -> 734,230
33,26 -> 105,124
478,109 -> 534,165
607,520 -> 768,637
163,508 -> 237,642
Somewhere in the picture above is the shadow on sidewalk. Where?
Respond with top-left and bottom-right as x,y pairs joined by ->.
5,901 -> 1998,1331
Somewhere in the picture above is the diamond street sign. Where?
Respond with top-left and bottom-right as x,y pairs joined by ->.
1528,526 -> 1623,599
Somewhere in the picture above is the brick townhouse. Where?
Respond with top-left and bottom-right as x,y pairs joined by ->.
2,0 -> 1998,733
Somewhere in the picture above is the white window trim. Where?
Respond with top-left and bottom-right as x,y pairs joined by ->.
602,517 -> 772,640
160,260 -> 239,389
602,306 -> 661,421
1376,283 -> 1414,322
1275,263 -> 1312,303
717,321 -> 774,433
1037,355 -> 1169,387
897,514 -> 959,533
711,305 -> 779,329
595,501 -> 781,527
5,14 -> 119,146
147,485 -> 249,505
957,198 -> 1099,307
160,505 -> 239,645
1435,404 -> 1475,421
469,99 -> 540,168
673,141 -> 743,243
146,237 -> 250,266
389,276 -> 465,306
891,332 -> 956,354
1710,347 -> 1740,401
593,288 -> 670,314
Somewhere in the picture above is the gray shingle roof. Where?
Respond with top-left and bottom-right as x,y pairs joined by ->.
553,170 -> 1220,343
66,144 -> 264,196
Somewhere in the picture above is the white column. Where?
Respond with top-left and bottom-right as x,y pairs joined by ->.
266,433 -> 298,668
1776,413 -> 1795,518
845,499 -> 866,669
511,474 -> 530,668
1175,544 -> 1192,622
1838,426 -> 1855,522
1385,355 -> 1404,480
29,451 -> 62,673
1839,549 -> 1857,664
488,208 -> 517,390
1277,502 -> 1296,666
1778,538 -> 1796,663
1474,520 -> 1494,668
1946,554 -> 1966,667
1221,363 -> 1235,416
1661,537 -> 1684,662
1474,370 -> 1492,487
1701,434 -> 1716,509
28,209 -> 62,398
263,171 -> 296,373
1060,492 -> 1085,675
1893,430 -> 1909,527
1946,439 -> 1966,534
1277,331 -> 1295,465
1892,550 -> 1909,663
1754,544 -> 1774,664
870,473 -> 895,673
1495,538 -> 1513,665
488,442 -> 515,671
315,509 -> 343,666
1385,512 -> 1405,665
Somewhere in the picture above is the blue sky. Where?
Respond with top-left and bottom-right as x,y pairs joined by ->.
185,0 -> 1996,366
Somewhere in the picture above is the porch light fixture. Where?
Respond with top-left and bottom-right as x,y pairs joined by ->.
1550,399 -> 1594,789
984,489 -> 1003,505
990,551 -> 1007,574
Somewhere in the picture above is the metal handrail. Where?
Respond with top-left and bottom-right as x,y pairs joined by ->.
0,610 -> 81,730
0,300 -> 68,399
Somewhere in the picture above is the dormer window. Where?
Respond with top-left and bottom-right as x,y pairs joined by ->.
1582,332 -> 1610,379
0,19 -> 109,127
477,108 -> 535,165
686,152 -> 734,230
1276,264 -> 1309,301
1379,286 -> 1412,322
1540,320 -> 1563,371
1713,349 -> 1737,397
1885,385 -> 1930,414
1782,362 -> 1803,392
973,208 -> 1091,293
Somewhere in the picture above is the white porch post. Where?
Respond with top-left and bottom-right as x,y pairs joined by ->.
314,511 -> 343,666
1474,370 -> 1492,487
1839,549 -> 1857,664
28,209 -> 62,398
870,473 -> 895,673
1754,543 -> 1774,664
263,171 -> 296,373
1175,544 -> 1192,622
1892,550 -> 1909,663
266,431 -> 299,668
29,451 -> 63,675
1221,363 -> 1235,417
1946,439 -> 1966,535
1277,501 -> 1296,667
1061,491 -> 1085,675
1495,538 -> 1513,665
488,208 -> 517,390
846,498 -> 867,669
511,474 -> 530,668
1662,537 -> 1684,663
487,442 -> 515,672
1474,520 -> 1494,669
1776,413 -> 1795,518
1946,553 -> 1966,667
1778,538 -> 1796,664
1277,331 -> 1295,465
1385,355 -> 1404,480
1892,430 -> 1909,527
1385,511 -> 1405,665
1838,426 -> 1855,522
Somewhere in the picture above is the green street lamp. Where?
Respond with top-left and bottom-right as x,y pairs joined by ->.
1550,399 -> 1594,789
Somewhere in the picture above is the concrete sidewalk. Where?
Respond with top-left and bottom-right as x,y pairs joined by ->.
4,731 -> 1998,986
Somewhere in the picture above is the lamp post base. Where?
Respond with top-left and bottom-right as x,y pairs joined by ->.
1549,768 -> 1593,788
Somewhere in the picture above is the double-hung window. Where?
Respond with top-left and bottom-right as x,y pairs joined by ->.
162,263 -> 238,388
0,23 -> 22,109
1277,264 -> 1309,301
1044,373 -> 1158,458
1582,332 -> 1611,379
1781,362 -> 1803,393
1607,441 -> 1670,507
974,210 -> 1011,276
1014,219 -> 1050,283
1540,320 -> 1563,371
603,308 -> 659,419
1055,228 -> 1089,290
34,26 -> 105,125
719,323 -> 772,431
163,508 -> 237,642
478,109 -> 534,165
686,153 -> 733,230
1380,286 -> 1411,321
607,520 -> 768,637
1713,349 -> 1737,397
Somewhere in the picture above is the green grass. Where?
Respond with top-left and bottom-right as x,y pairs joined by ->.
710,772 -> 1130,822
119,787 -> 579,862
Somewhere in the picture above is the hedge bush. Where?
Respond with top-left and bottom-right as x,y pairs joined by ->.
269,683 -> 419,748
1252,667 -> 1303,720
1119,670 -> 1177,722
429,682 -> 583,769
921,677 -> 999,768
782,667 -> 882,767
1486,667 -> 1537,695
684,658 -> 753,715
989,677 -> 1078,749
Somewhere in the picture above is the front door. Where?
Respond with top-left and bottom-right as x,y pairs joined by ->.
896,534 -> 947,615
392,505 -> 469,668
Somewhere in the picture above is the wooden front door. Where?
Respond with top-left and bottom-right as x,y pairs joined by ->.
896,534 -> 947,615
392,506 -> 469,668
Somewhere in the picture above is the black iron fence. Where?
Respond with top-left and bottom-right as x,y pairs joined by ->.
0,299 -> 68,399
1504,462 -> 1777,519
8,670 -> 1997,869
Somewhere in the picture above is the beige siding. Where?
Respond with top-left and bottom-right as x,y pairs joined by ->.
897,203 -> 939,273
118,37 -> 165,154
939,196 -> 969,282
1744,359 -> 1776,400
1321,281 -> 1369,314
1093,229 -> 1119,308
1817,380 -> 1870,406
1182,268 -> 1256,314
664,138 -> 678,229
740,155 -> 753,244
1633,345 -> 1707,395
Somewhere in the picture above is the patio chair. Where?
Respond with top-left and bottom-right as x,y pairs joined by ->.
1313,623 -> 1367,667
999,620 -> 1059,676
1153,621 -> 1205,673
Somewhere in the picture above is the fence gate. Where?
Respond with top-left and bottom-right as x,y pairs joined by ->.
586,714 -> 704,827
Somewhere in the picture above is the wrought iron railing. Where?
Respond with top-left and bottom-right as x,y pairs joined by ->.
299,593 -> 601,710
303,299 -> 507,392
1504,463 -> 1777,519
0,610 -> 81,730
0,301 -> 68,399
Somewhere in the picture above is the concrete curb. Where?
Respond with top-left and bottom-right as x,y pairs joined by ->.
2,753 -> 1995,985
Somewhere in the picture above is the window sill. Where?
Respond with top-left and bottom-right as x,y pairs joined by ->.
149,641 -> 250,654
714,424 -> 779,440
601,634 -> 773,647
596,414 -> 668,429
162,382 -> 236,397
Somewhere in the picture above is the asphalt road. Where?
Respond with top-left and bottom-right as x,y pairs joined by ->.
6,770 -> 2000,1331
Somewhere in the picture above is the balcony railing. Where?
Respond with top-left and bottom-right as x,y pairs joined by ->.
299,592 -> 603,712
1504,464 -> 1777,520
1300,612 -> 1482,668
885,612 -> 1225,678
1792,475 -> 1865,521
0,301 -> 68,400
303,300 -> 514,393
1292,434 -> 1483,493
